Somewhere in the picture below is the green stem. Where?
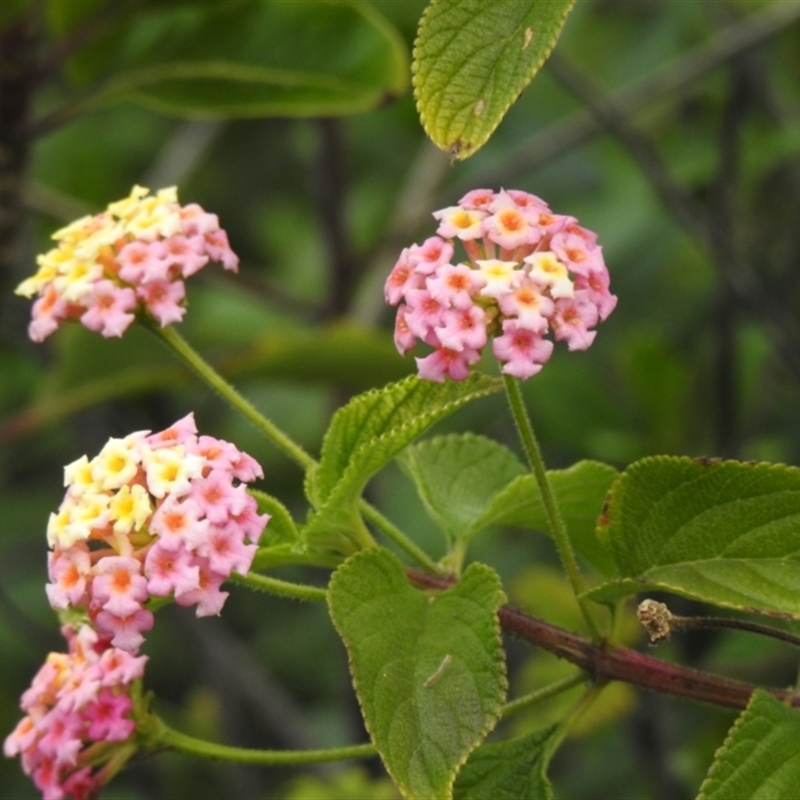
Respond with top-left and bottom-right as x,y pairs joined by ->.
547,682 -> 605,756
502,374 -> 601,640
147,321 -> 314,470
150,717 -> 375,765
501,671 -> 588,718
146,321 -> 442,574
360,501 -> 443,574
231,572 -> 327,603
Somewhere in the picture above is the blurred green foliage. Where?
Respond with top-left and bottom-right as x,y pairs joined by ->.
3,1 -> 800,797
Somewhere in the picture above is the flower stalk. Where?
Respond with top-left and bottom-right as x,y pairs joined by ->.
503,374 -> 602,640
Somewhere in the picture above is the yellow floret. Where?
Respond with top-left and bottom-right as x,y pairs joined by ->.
109,484 -> 152,535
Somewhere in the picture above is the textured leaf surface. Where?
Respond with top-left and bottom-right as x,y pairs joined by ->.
698,690 -> 800,799
478,461 -> 618,576
398,434 -> 527,542
413,0 -> 575,159
80,0 -> 408,118
453,726 -> 557,800
303,375 -> 501,552
328,549 -> 507,800
585,457 -> 800,615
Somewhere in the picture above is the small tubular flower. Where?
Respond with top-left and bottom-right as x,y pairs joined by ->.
385,188 -> 617,382
17,186 -> 239,342
3,624 -> 146,800
44,414 -> 269,652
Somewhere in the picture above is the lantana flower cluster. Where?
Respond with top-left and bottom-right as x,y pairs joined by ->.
3,624 -> 146,800
45,413 -> 269,654
16,185 -> 239,342
385,188 -> 616,381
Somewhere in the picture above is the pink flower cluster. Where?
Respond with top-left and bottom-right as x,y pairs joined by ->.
4,624 -> 146,800
385,188 -> 616,381
16,185 -> 239,342
46,413 -> 269,653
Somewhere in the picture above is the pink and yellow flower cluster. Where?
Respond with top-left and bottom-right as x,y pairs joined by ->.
45,413 -> 269,654
3,624 -> 147,800
6,416 -> 268,797
16,185 -> 238,342
385,188 -> 616,381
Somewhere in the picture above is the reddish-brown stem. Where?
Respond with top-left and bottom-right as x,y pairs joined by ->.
408,570 -> 799,711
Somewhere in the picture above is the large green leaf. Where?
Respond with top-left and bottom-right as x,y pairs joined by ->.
397,433 -> 527,542
584,457 -> 800,616
477,461 -> 619,576
68,0 -> 408,118
413,0 -> 575,159
328,549 -> 507,800
698,690 -> 800,799
453,726 -> 557,800
302,375 -> 501,554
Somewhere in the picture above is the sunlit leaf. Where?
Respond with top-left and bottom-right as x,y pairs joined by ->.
328,549 -> 507,800
397,433 -> 526,542
585,457 -> 800,616
413,0 -> 575,159
302,375 -> 501,554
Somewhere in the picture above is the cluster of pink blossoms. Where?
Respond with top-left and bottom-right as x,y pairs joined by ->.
16,185 -> 239,342
45,413 -> 269,653
4,624 -> 147,800
385,188 -> 617,381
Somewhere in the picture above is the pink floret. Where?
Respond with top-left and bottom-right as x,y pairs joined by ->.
386,187 -> 615,382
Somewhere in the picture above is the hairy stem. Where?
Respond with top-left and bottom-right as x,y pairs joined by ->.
408,569 -> 800,712
503,375 -> 601,640
230,572 -> 327,603
502,671 -> 588,718
147,321 -> 315,470
148,717 -> 375,765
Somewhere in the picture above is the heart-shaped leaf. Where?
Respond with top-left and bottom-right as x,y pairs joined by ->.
328,549 -> 507,799
303,375 -> 501,554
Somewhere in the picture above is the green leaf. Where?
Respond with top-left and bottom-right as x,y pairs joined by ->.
413,0 -> 575,159
397,433 -> 527,542
698,690 -> 800,799
303,375 -> 501,553
249,489 -> 299,544
328,549 -> 507,800
453,726 -> 557,800
584,457 -> 800,616
477,461 -> 619,576
82,0 -> 408,118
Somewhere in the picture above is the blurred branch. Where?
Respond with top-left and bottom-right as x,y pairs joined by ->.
0,5 -> 39,334
193,618 -> 327,756
33,0 -> 137,85
546,52 -> 800,384
709,65 -> 749,458
545,52 -> 709,243
313,118 -> 359,318
353,140 -> 452,325
465,0 -> 800,192
141,120 -> 225,189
